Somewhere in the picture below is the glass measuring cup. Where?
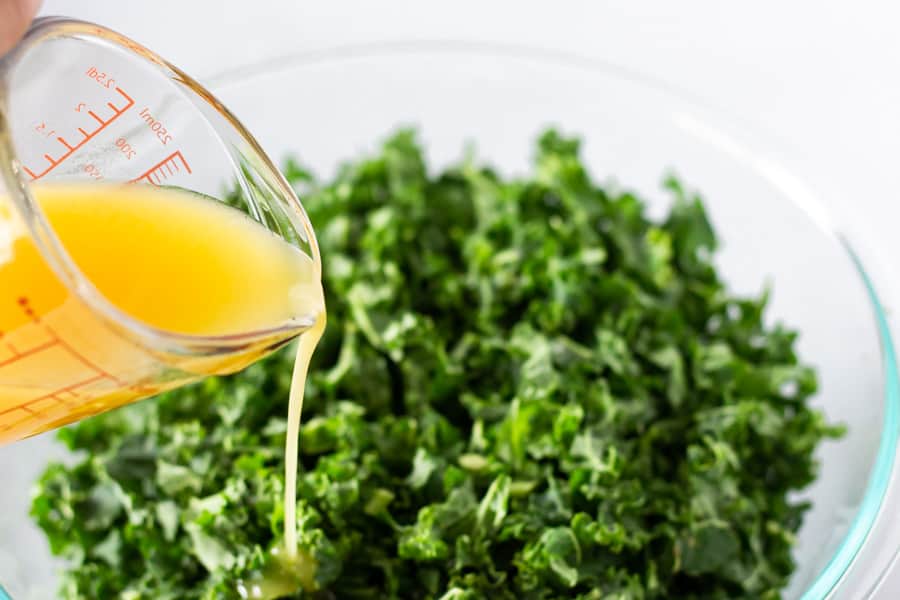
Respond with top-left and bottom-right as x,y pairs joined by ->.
0,17 -> 321,444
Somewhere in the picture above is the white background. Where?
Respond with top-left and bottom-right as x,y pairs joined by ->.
34,0 -> 900,302
16,1 -> 900,597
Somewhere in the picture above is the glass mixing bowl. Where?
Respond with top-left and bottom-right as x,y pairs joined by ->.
1,42 -> 897,599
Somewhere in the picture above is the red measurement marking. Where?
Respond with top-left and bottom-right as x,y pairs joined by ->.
53,334 -> 123,385
87,110 -> 105,125
23,86 -> 135,181
131,150 -> 192,185
0,298 -> 124,423
0,339 -> 56,368
55,394 -> 76,407
59,389 -> 81,401
46,374 -> 108,399
43,394 -> 75,409
0,374 -> 106,418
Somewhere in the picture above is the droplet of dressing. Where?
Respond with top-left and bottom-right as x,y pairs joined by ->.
236,544 -> 317,600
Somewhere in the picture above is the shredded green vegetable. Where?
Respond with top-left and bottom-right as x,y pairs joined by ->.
32,130 -> 841,599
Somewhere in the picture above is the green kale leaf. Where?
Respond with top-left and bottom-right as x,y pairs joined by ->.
32,129 -> 842,599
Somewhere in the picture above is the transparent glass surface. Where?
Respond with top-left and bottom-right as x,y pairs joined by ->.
0,18 -> 321,444
1,41 -> 896,599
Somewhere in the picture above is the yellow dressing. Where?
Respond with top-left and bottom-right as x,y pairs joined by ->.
1,182 -> 326,593
0,183 -> 323,441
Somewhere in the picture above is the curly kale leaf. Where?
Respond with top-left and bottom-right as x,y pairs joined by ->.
32,130 -> 842,599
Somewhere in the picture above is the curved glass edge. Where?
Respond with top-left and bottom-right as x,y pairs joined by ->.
801,239 -> 900,600
0,17 -> 319,357
207,41 -> 900,598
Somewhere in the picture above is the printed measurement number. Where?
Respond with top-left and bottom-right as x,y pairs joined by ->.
85,66 -> 115,89
139,108 -> 172,146
33,122 -> 56,138
83,164 -> 103,180
115,138 -> 136,160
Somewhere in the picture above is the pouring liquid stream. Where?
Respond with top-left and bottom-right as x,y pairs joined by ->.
238,316 -> 326,600
1,182 -> 326,594
285,313 -> 326,555
239,293 -> 325,600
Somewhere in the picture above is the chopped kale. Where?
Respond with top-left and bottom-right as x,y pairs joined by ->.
31,130 -> 842,599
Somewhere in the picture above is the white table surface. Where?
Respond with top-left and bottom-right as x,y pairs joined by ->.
6,2 -> 900,598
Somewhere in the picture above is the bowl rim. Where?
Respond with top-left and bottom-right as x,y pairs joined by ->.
206,40 -> 900,599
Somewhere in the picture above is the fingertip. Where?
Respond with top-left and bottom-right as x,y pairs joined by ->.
0,0 -> 42,56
